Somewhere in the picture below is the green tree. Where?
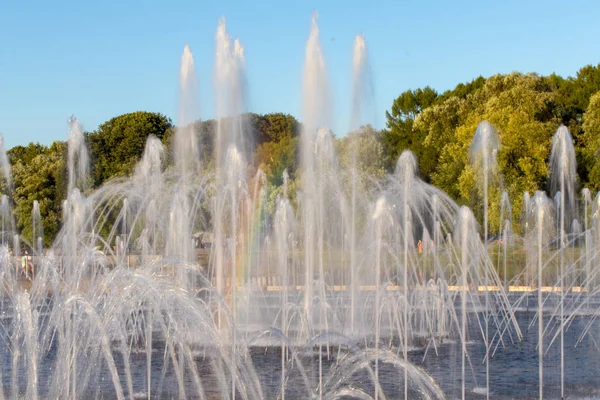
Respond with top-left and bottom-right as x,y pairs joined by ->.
255,136 -> 298,186
11,141 -> 67,246
382,87 -> 438,179
337,125 -> 386,183
436,76 -> 486,104
8,142 -> 48,166
252,113 -> 301,186
162,119 -> 216,169
87,112 -> 173,186
423,73 -> 559,231
257,113 -> 300,143
581,91 -> 600,191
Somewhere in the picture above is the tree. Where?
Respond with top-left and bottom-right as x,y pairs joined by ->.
337,125 -> 386,183
550,65 -> 600,182
437,76 -> 486,103
258,113 -> 300,143
382,87 -> 438,178
11,141 -> 67,246
251,113 -> 301,186
582,91 -> 600,191
162,119 -> 216,169
87,112 -> 173,186
424,73 -> 559,231
413,96 -> 468,183
8,143 -> 47,166
255,136 -> 298,187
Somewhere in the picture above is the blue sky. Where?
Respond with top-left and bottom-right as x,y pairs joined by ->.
1,0 -> 600,149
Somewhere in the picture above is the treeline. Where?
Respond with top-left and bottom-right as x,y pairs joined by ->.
7,63 -> 600,245
383,64 -> 600,231
5,112 -> 307,246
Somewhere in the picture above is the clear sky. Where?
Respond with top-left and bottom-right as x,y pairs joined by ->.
1,0 -> 600,149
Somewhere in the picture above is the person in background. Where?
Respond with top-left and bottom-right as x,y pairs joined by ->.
27,251 -> 34,279
21,251 -> 28,278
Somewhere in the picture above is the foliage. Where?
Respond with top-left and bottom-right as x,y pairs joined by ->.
7,63 -> 600,245
11,141 -> 67,246
255,136 -> 298,186
253,113 -> 300,186
382,87 -> 438,176
582,91 -> 600,191
255,113 -> 300,144
8,143 -> 48,166
431,74 -> 559,231
337,125 -> 386,189
87,111 -> 173,187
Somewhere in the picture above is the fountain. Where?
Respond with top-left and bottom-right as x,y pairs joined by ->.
0,14 -> 598,400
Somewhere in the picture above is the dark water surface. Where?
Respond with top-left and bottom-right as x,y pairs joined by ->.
1,297 -> 599,399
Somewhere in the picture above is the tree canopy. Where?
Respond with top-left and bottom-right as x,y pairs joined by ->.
6,63 -> 600,244
86,111 -> 173,187
10,141 -> 67,245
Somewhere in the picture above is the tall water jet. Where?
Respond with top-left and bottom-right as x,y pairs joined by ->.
371,196 -> 393,400
61,188 -> 89,286
307,127 -> 348,396
135,135 -> 165,189
214,18 -> 248,164
300,12 -> 330,326
174,44 -> 200,177
455,206 -> 479,400
213,19 -> 248,306
498,191 -> 512,287
549,125 -> 576,399
469,120 -> 499,399
170,45 -> 201,303
582,188 -> 592,291
32,200 -> 43,257
0,135 -> 13,192
521,192 -> 532,285
213,20 -> 249,399
350,34 -> 373,131
1,195 -> 12,246
550,126 -> 577,230
501,219 -> 511,288
120,198 -> 129,266
67,116 -> 89,192
0,136 -> 15,247
274,193 -> 296,400
592,192 -> 600,290
530,191 -> 554,399
348,33 -> 374,333
396,150 -> 416,400
166,191 -> 194,281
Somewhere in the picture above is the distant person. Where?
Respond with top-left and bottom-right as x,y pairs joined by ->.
20,251 -> 33,279
27,252 -> 34,279
417,240 -> 423,254
21,252 -> 27,278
